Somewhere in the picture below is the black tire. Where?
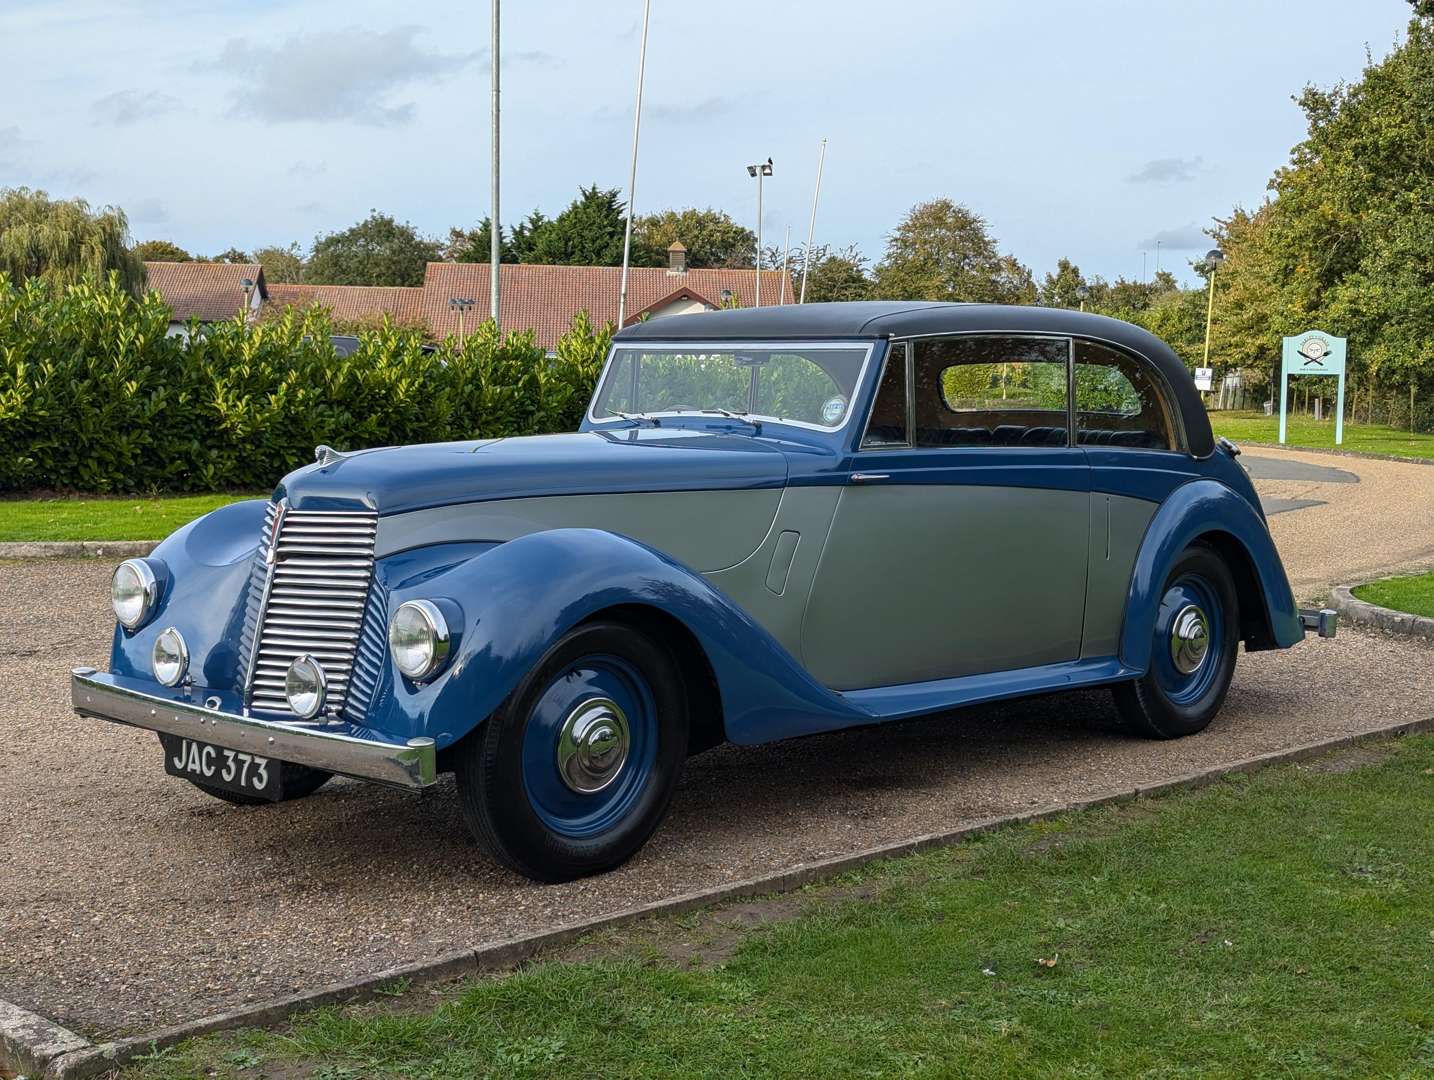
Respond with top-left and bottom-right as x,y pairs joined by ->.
453,620 -> 689,883
1113,543 -> 1240,739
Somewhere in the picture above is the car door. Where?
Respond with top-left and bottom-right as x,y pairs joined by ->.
802,334 -> 1091,691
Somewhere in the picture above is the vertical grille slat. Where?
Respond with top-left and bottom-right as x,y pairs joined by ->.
239,502 -> 378,721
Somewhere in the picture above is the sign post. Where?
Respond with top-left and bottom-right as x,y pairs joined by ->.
1280,330 -> 1347,445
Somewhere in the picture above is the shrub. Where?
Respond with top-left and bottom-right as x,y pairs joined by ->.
0,273 -> 613,493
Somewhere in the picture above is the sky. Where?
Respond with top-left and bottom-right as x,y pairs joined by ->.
1,0 -> 1416,287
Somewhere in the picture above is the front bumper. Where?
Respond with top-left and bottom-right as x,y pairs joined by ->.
71,668 -> 437,789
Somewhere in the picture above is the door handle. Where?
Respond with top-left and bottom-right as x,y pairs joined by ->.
849,472 -> 890,484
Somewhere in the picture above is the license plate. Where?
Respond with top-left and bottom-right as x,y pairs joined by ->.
161,735 -> 283,800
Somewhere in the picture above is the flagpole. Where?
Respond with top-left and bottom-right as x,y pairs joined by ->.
617,0 -> 652,328
799,137 -> 826,304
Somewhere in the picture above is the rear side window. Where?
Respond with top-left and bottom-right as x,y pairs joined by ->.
861,342 -> 909,447
1074,340 -> 1177,451
913,336 -> 1070,447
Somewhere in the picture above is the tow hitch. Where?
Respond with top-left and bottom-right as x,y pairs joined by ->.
1299,608 -> 1338,638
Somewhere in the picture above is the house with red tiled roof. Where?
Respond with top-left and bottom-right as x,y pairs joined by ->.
265,283 -> 426,327
144,262 -> 266,333
419,245 -> 791,350
146,243 -> 793,349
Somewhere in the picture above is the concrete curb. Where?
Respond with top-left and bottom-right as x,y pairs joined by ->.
0,540 -> 158,560
9,714 -> 1434,1079
1330,583 -> 1434,640
1229,438 -> 1434,467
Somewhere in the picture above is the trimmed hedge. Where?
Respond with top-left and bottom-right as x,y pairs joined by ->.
0,274 -> 610,493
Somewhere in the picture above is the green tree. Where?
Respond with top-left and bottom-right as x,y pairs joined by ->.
252,243 -> 305,283
443,218 -> 516,264
633,208 -> 756,268
132,239 -> 192,262
209,247 -> 252,264
873,199 -> 1035,304
796,244 -> 874,303
305,211 -> 439,286
0,187 -> 146,296
1038,258 -> 1088,308
525,185 -> 633,267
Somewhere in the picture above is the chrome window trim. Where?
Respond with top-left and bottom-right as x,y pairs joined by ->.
586,339 -> 877,434
890,328 -> 1190,455
892,331 -> 1076,453
859,340 -> 913,451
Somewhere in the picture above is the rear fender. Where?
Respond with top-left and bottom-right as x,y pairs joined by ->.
1120,479 -> 1301,672
388,528 -> 868,749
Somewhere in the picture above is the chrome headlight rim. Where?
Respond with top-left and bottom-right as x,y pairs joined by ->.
112,559 -> 159,631
151,626 -> 189,687
285,654 -> 328,720
388,599 -> 452,682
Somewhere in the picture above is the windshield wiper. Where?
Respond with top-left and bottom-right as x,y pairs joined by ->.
701,409 -> 762,431
608,410 -> 661,427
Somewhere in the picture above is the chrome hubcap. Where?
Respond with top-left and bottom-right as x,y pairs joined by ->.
556,697 -> 630,794
1169,604 -> 1210,675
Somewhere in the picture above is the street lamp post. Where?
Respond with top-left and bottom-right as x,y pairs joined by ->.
1202,248 -> 1226,370
746,158 -> 772,306
616,0 -> 653,328
1075,284 -> 1090,312
449,297 -> 476,344
240,278 -> 254,326
489,0 -> 501,328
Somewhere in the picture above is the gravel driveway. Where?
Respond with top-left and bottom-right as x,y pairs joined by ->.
4,450 -> 1433,1038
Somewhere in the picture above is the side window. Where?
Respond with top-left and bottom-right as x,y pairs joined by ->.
1074,340 -> 1177,451
861,341 -> 910,447
913,336 -> 1070,447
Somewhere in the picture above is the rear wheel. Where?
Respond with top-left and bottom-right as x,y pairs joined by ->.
454,620 -> 689,883
1114,543 -> 1239,739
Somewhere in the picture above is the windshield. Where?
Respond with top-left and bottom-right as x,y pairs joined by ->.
591,343 -> 871,430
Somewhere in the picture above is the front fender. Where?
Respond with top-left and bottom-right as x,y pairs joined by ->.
382,528 -> 869,749
1120,479 -> 1301,673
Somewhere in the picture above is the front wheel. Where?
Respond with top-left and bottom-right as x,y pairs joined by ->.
454,620 -> 689,883
1113,543 -> 1240,739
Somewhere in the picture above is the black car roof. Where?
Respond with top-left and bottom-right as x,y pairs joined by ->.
613,302 -> 1214,457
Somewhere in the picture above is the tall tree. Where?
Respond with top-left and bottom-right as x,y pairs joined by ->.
252,243 -> 305,283
305,211 -> 440,286
525,185 -> 634,267
795,244 -> 874,303
633,208 -> 756,268
1038,258 -> 1089,308
0,187 -> 146,295
209,247 -> 252,264
132,239 -> 192,262
873,199 -> 1035,304
443,218 -> 516,264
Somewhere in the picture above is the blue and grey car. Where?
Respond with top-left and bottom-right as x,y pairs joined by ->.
73,302 -> 1334,882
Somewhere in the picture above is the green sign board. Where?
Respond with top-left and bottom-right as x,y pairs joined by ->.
1280,330 -> 1347,445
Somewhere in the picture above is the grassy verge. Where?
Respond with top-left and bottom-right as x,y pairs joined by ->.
1354,571 -> 1434,619
1212,410 -> 1434,461
128,735 -> 1434,1079
0,493 -> 261,542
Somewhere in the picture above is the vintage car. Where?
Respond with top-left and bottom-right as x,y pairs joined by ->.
73,302 -> 1335,882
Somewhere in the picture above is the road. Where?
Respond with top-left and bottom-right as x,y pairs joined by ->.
3,445 -> 1432,1036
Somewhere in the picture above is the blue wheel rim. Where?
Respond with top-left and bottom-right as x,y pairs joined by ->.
520,653 -> 658,839
1152,574 -> 1223,706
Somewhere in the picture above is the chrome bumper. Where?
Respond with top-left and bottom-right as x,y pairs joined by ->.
1299,608 -> 1338,639
71,668 -> 437,789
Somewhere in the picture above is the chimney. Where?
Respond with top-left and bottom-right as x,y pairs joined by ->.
666,241 -> 687,275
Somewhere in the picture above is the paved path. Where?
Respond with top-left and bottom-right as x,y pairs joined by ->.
1242,446 -> 1434,600
3,555 -> 1433,1038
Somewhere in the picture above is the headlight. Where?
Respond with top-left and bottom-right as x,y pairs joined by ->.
112,559 -> 158,630
285,654 -> 327,719
151,627 -> 189,686
388,599 -> 451,681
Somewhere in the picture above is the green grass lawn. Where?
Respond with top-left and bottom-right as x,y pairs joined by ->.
1213,410 -> 1434,461
0,493 -> 262,542
128,735 -> 1434,1080
1353,571 -> 1434,619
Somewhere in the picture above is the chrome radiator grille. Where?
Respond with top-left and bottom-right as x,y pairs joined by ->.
243,501 -> 378,719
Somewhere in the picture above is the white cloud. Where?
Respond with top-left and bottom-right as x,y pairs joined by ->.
128,197 -> 168,224
91,90 -> 181,126
1126,157 -> 1204,185
213,26 -> 482,127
